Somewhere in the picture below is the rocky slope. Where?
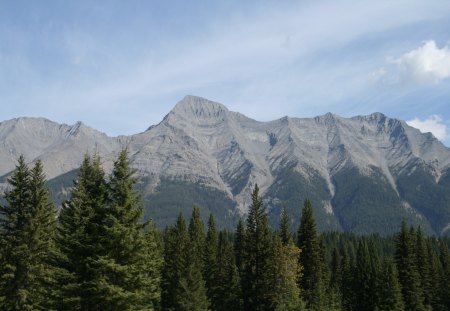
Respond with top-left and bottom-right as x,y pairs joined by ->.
1,95 -> 450,234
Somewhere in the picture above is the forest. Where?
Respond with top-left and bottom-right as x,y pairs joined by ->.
0,150 -> 450,311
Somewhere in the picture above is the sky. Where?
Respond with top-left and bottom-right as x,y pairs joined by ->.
1,1 -> 450,146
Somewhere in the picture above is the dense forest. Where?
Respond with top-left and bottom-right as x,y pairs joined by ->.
0,150 -> 450,310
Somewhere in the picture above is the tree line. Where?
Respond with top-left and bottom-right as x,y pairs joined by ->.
0,151 -> 449,310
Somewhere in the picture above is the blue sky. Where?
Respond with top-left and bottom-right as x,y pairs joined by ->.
1,0 -> 450,146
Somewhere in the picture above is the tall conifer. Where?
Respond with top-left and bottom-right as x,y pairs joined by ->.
297,199 -> 325,310
55,154 -> 108,309
242,184 -> 273,311
96,148 -> 162,309
0,157 -> 57,310
394,222 -> 426,311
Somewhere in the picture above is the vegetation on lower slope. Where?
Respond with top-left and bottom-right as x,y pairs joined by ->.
1,152 -> 450,310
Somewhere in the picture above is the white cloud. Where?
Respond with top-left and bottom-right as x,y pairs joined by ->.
395,41 -> 450,83
407,115 -> 449,141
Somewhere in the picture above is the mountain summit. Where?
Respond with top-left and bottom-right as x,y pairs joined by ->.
1,96 -> 449,235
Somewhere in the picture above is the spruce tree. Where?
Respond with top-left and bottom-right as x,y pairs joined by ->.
55,154 -> 108,310
297,199 -> 325,310
188,207 -> 206,270
279,206 -> 293,245
242,184 -> 274,311
178,207 -> 209,310
95,148 -> 162,309
378,257 -> 404,311
415,227 -> 432,309
353,241 -> 379,311
271,234 -> 303,311
234,218 -> 245,276
204,214 -> 219,309
437,241 -> 450,311
161,213 -> 189,311
214,230 -> 242,311
328,247 -> 343,310
394,222 -> 426,311
0,157 -> 58,310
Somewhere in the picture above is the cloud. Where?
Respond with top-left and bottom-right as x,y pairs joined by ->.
407,115 -> 449,141
394,40 -> 450,83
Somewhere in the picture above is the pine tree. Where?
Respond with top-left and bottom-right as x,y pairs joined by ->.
378,257 -> 404,311
297,199 -> 325,310
242,184 -> 274,311
394,222 -> 426,311
55,154 -> 108,310
0,157 -> 58,310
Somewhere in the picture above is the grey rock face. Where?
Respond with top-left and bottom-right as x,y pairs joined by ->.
1,95 -> 449,233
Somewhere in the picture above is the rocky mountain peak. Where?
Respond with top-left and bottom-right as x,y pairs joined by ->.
170,95 -> 229,120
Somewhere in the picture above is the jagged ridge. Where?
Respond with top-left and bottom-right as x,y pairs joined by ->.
1,95 -> 449,234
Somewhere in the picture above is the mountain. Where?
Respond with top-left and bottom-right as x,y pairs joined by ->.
1,95 -> 450,235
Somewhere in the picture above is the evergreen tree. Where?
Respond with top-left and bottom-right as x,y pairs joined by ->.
188,207 -> 206,269
415,227 -> 432,309
0,157 -> 58,310
427,241 -> 441,310
394,221 -> 426,311
328,247 -> 343,310
271,235 -> 303,311
55,154 -> 108,310
242,184 -> 274,311
178,207 -> 209,310
95,148 -> 162,309
214,230 -> 242,311
279,206 -> 293,245
234,218 -> 245,276
178,261 -> 210,311
353,241 -> 381,311
204,215 -> 219,309
297,199 -> 325,310
161,213 -> 189,311
341,251 -> 357,311
378,257 -> 404,311
436,241 -> 450,311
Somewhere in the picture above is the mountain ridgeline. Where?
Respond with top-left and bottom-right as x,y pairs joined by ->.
1,95 -> 450,235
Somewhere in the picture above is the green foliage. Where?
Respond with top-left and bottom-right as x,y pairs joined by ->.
378,257 -> 404,311
397,164 -> 450,234
297,199 -> 326,310
395,221 -> 426,311
161,213 -> 189,311
56,151 -> 162,310
242,184 -> 275,311
142,177 -> 239,229
213,230 -> 243,311
332,166 -> 428,234
234,218 -> 245,275
279,206 -> 294,245
204,214 -> 219,309
0,157 -> 58,310
266,167 -> 340,232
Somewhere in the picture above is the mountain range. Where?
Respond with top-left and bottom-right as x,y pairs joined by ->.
1,95 -> 450,235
